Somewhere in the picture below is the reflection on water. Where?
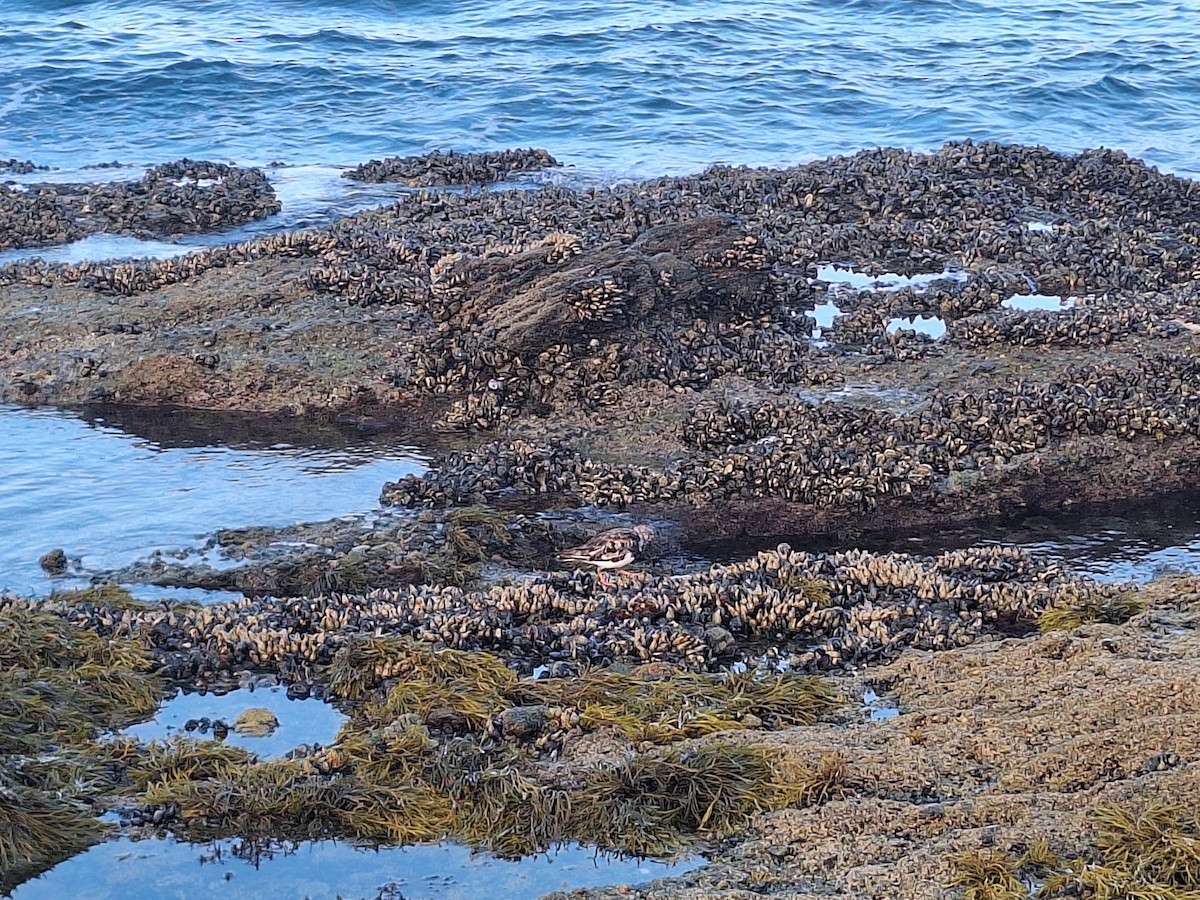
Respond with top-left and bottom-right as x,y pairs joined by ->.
123,686 -> 347,759
701,493 -> 1200,584
814,265 -> 966,293
0,165 -> 414,267
0,404 -> 430,596
862,689 -> 900,722
885,315 -> 946,340
1001,293 -> 1074,312
10,834 -> 695,900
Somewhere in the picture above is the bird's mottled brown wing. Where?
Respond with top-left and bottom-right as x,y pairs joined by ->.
558,532 -> 634,565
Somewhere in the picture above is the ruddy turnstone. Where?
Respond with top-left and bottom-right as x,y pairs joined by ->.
556,524 -> 656,585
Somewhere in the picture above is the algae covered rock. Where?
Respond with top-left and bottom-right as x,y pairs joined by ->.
233,707 -> 280,737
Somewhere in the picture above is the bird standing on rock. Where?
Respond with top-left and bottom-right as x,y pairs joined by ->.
557,525 -> 656,586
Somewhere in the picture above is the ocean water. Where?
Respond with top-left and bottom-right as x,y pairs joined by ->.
1,0 -> 1198,183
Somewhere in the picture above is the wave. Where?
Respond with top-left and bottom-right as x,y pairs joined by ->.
0,0 -> 1198,178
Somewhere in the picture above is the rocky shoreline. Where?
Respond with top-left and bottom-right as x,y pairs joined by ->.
4,144 -> 1200,898
4,142 -> 1200,539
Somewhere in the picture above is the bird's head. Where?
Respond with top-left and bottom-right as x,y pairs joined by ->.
632,524 -> 656,549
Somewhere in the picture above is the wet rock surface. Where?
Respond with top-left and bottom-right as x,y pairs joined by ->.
6,143 -> 1200,898
0,159 -> 45,176
86,515 -> 1135,678
0,159 -> 279,252
545,577 -> 1200,900
3,143 -> 1200,534
5,573 -> 1198,898
342,147 -> 560,186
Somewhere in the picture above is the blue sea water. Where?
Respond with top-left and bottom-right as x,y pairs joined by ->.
2,0 -> 1199,182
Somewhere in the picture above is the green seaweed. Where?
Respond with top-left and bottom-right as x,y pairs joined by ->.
1038,591 -> 1147,632
950,849 -> 1029,900
0,781 -> 110,892
46,583 -> 147,610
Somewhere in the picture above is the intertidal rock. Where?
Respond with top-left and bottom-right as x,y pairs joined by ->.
0,159 -> 279,252
26,543 -> 1132,678
342,148 -> 560,186
5,142 -> 1200,529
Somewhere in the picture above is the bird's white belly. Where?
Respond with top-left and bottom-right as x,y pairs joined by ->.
592,551 -> 634,571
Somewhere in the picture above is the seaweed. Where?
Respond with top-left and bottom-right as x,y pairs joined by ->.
0,782 -> 110,892
46,583 -> 148,610
585,743 -> 781,857
777,751 -> 851,808
124,737 -> 257,791
234,707 -> 280,737
0,605 -> 162,890
949,849 -> 1029,900
950,803 -> 1200,899
143,759 -> 451,844
328,635 -> 516,701
1038,801 -> 1200,898
512,666 -> 837,743
1038,590 -> 1146,632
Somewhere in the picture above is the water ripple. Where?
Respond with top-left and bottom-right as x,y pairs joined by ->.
0,0 -> 1197,179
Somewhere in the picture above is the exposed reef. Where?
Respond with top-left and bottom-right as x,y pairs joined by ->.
87,524 -> 1134,677
3,573 -> 1197,897
3,143 -> 1200,537
5,143 -> 1200,897
342,147 -> 560,186
0,159 -> 279,251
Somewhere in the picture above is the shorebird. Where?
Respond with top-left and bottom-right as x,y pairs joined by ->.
556,524 -> 656,586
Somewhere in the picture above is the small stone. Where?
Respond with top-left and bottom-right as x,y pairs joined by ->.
1143,751 -> 1182,773
425,706 -> 470,734
286,682 -> 311,701
233,708 -> 280,737
704,625 -> 735,654
38,548 -> 68,575
497,705 -> 547,740
546,661 -> 577,679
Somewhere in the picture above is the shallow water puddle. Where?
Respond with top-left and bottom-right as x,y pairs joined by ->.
794,382 -> 925,411
885,315 -> 946,340
0,405 -> 429,596
123,686 -> 346,758
10,835 -> 696,900
0,165 -> 411,265
702,497 -> 1200,584
807,298 -> 843,331
0,232 -> 195,265
805,298 -> 844,345
124,584 -> 245,605
1002,293 -> 1074,312
862,688 -> 900,722
814,264 -> 965,292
